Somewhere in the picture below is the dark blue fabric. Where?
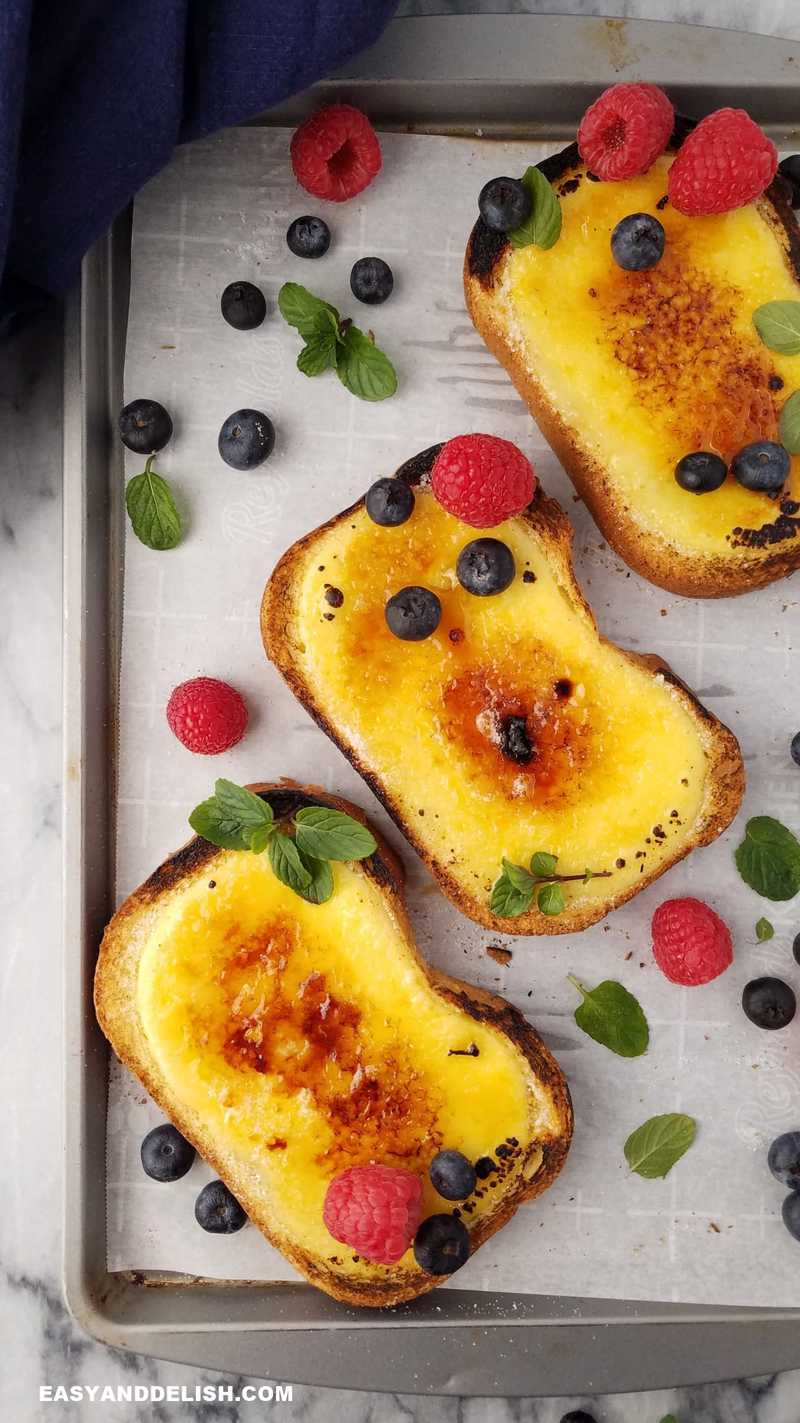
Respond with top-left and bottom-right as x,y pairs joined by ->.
0,0 -> 398,319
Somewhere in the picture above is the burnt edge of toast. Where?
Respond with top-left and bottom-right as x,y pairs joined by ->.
138,787 -> 400,902
467,115 -> 800,288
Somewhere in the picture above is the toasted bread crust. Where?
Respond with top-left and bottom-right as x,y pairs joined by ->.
95,781 -> 573,1308
261,456 -> 745,936
464,140 -> 800,598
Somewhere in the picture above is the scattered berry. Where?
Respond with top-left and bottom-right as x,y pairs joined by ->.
731,440 -> 790,494
651,897 -> 733,986
413,1213 -> 470,1275
365,477 -> 414,526
323,1164 -> 422,1264
668,108 -> 778,216
577,83 -> 674,181
119,398 -> 173,454
385,586 -> 441,642
769,1132 -> 800,1190
167,676 -> 248,755
675,450 -> 728,494
610,212 -> 665,271
429,1150 -> 477,1201
220,281 -> 266,330
478,176 -> 532,233
778,154 -> 800,209
782,1191 -> 800,1243
560,1414 -> 598,1423
431,434 -> 536,528
195,1180 -> 247,1234
290,104 -> 381,203
742,976 -> 796,1031
218,409 -> 275,470
792,732 -> 800,767
140,1124 -> 196,1182
286,215 -> 331,259
456,538 -> 516,596
500,715 -> 534,765
350,256 -> 394,305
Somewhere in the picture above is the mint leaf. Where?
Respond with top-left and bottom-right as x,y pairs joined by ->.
568,976 -> 649,1057
336,325 -> 397,402
756,916 -> 775,941
624,1113 -> 697,1179
735,815 -> 800,901
753,300 -> 800,355
490,866 -> 534,918
126,458 -> 181,551
189,779 -> 273,851
248,823 -> 274,854
502,858 -> 536,894
660,1416 -> 679,1422
294,806 -> 377,861
537,882 -> 565,916
779,390 -> 800,453
278,282 -> 338,339
268,831 -> 312,894
508,166 -> 562,251
583,867 -> 595,883
296,853 -> 334,905
297,328 -> 338,377
530,850 -> 558,877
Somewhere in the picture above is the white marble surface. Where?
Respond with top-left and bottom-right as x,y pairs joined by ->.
4,4 -> 800,1421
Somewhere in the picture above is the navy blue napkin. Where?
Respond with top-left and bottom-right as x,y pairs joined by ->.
0,0 -> 398,321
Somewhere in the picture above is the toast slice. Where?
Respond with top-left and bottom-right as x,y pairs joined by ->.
95,781 -> 573,1307
261,448 -> 744,936
465,135 -> 800,597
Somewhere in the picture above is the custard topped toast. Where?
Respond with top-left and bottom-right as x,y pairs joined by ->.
465,137 -> 800,597
95,783 -> 572,1307
262,448 -> 744,935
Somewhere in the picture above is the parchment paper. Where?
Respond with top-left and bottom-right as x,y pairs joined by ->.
108,128 -> 800,1305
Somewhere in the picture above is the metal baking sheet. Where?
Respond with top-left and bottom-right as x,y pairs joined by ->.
62,12 -> 800,1396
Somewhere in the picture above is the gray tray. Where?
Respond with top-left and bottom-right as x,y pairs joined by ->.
62,12 -> 800,1397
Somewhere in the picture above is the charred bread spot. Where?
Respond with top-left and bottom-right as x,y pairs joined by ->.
394,443 -> 442,487
140,835 -> 219,901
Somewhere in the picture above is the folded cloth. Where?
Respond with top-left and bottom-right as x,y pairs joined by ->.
0,0 -> 398,321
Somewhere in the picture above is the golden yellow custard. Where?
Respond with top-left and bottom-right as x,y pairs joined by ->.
136,846 -> 552,1282
499,154 -> 800,555
268,481 -> 741,931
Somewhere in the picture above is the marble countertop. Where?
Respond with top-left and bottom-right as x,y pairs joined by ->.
4,4 -> 800,1420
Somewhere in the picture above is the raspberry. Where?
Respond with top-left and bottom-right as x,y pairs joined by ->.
322,1164 -> 422,1264
577,83 -> 674,181
651,897 -> 733,986
290,105 -> 381,203
431,434 -> 536,528
166,677 -> 248,755
668,108 -> 777,216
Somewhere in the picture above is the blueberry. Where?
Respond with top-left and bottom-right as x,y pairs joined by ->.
791,731 -> 800,767
778,155 -> 800,208
478,177 -> 532,233
610,213 -> 665,271
365,477 -> 414,526
500,714 -> 534,765
385,586 -> 441,641
140,1124 -> 196,1182
560,1414 -> 598,1423
220,281 -> 266,330
119,399 -> 173,454
794,932 -> 800,965
429,1150 -> 477,1201
286,216 -> 330,259
350,257 -> 394,306
742,976 -> 796,1030
731,440 -> 790,494
218,409 -> 275,470
675,450 -> 727,494
413,1213 -> 470,1274
783,1191 -> 800,1242
456,538 -> 516,596
195,1179 -> 247,1234
769,1132 -> 800,1189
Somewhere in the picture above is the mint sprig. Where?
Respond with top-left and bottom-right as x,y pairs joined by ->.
126,455 -> 181,551
624,1113 -> 697,1180
188,781 -> 376,906
490,851 -> 610,919
753,300 -> 800,355
278,282 -> 397,402
569,976 -> 649,1058
735,815 -> 800,901
508,166 -> 562,251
